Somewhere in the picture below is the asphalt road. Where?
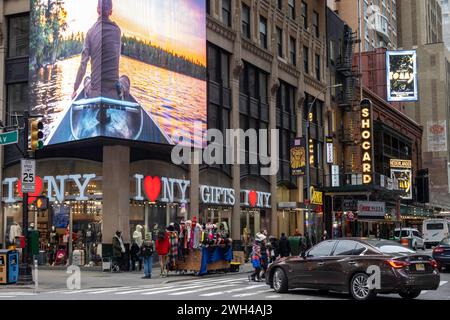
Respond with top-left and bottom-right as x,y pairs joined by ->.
1,270 -> 449,300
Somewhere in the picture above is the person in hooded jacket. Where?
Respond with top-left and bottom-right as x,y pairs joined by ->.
269,236 -> 279,263
278,233 -> 291,258
140,233 -> 154,279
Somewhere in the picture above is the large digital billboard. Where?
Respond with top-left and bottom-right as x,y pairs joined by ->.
29,0 -> 206,146
386,50 -> 418,102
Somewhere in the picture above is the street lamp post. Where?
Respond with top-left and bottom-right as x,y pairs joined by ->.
304,84 -> 342,239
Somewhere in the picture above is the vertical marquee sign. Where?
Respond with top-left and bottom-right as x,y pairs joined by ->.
361,99 -> 374,184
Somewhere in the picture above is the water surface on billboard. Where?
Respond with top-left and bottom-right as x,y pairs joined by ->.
29,0 -> 206,146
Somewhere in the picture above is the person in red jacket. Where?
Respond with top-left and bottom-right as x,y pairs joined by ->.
155,229 -> 170,277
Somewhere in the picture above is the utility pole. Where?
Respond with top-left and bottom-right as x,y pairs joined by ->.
18,111 -> 34,284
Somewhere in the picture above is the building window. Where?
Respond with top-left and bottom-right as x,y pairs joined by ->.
207,43 -> 230,87
289,37 -> 296,66
303,46 -> 309,74
242,3 -> 251,39
315,54 -> 321,81
6,83 -> 28,124
8,15 -> 29,58
260,16 -> 268,49
329,40 -> 335,65
206,0 -> 210,15
313,11 -> 319,38
278,0 -> 283,10
301,1 -> 308,30
288,0 -> 296,20
222,0 -> 231,27
276,27 -> 283,57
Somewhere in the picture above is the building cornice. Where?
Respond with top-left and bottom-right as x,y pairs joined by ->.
207,16 -> 236,42
241,38 -> 273,63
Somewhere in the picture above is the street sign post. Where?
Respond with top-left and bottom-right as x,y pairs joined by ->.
21,159 -> 36,193
0,130 -> 18,146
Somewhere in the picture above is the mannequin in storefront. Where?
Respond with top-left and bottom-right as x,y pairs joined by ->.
48,226 -> 58,266
9,222 -> 22,244
85,224 -> 96,265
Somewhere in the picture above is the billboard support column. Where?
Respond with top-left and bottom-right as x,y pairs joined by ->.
189,158 -> 199,220
102,145 -> 131,251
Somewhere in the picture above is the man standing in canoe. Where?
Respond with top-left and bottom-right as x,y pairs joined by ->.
72,0 -> 130,100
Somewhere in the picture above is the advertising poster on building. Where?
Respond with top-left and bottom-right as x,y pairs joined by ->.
386,50 -> 418,102
427,120 -> 448,152
391,169 -> 413,200
290,138 -> 306,176
29,0 -> 206,146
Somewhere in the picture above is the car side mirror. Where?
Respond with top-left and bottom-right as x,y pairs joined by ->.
300,251 -> 306,259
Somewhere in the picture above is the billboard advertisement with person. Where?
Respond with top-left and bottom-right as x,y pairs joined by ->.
29,0 -> 206,146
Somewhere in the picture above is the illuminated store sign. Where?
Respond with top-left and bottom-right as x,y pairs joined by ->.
3,173 -> 271,208
361,99 -> 373,184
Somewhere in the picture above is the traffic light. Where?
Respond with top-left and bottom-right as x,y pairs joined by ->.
30,119 -> 44,150
35,196 -> 49,210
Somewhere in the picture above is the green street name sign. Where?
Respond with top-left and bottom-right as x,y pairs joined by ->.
0,130 -> 19,146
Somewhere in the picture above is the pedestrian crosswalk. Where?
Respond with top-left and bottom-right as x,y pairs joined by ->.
0,276 -> 276,299
1,276 -> 449,300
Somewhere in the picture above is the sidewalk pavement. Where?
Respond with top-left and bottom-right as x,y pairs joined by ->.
0,263 -> 254,292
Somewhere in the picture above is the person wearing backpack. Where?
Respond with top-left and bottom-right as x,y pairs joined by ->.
155,229 -> 170,277
141,233 -> 154,279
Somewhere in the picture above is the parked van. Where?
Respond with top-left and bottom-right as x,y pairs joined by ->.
423,219 -> 450,248
394,228 -> 425,250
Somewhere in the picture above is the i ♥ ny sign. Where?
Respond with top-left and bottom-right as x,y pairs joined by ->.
133,174 -> 271,208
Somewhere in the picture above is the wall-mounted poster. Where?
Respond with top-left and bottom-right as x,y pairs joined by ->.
386,50 -> 418,102
290,138 -> 306,176
29,0 -> 206,147
391,169 -> 413,200
427,120 -> 448,152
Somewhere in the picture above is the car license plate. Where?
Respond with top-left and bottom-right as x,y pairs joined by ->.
415,263 -> 425,271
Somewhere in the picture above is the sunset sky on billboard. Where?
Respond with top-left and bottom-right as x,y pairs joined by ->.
63,0 -> 206,65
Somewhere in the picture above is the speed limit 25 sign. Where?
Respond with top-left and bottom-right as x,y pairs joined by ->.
21,159 -> 36,193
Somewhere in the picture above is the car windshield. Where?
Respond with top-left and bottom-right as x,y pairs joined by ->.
394,230 -> 409,238
366,240 -> 415,254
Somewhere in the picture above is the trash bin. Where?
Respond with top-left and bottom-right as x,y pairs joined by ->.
0,250 -> 19,284
38,250 -> 47,265
73,250 -> 85,266
102,257 -> 111,272
288,237 -> 301,256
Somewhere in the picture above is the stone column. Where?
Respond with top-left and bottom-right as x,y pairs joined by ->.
102,145 -> 131,244
189,159 -> 199,219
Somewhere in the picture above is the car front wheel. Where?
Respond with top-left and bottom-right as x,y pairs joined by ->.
350,273 -> 377,301
272,268 -> 288,293
399,289 -> 421,299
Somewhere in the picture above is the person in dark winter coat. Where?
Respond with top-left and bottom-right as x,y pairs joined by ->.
112,230 -> 125,271
278,233 -> 291,257
269,236 -> 279,262
130,241 -> 141,271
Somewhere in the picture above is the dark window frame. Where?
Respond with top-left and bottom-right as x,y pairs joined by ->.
242,3 -> 251,39
276,26 -> 283,57
260,16 -> 268,49
222,0 -> 232,27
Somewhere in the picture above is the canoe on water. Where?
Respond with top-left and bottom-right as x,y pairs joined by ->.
46,90 -> 170,145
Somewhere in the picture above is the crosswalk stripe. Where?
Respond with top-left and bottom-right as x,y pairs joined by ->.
182,277 -> 249,285
169,284 -> 236,296
440,281 -> 448,286
86,287 -> 133,294
200,284 -> 267,297
115,285 -> 178,295
265,295 -> 281,299
0,296 -> 15,298
0,292 -> 36,296
141,285 -> 205,295
232,289 -> 273,297
62,288 -> 121,294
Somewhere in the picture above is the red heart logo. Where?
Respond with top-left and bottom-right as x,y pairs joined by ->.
18,176 -> 44,204
143,176 -> 161,202
249,191 -> 257,207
